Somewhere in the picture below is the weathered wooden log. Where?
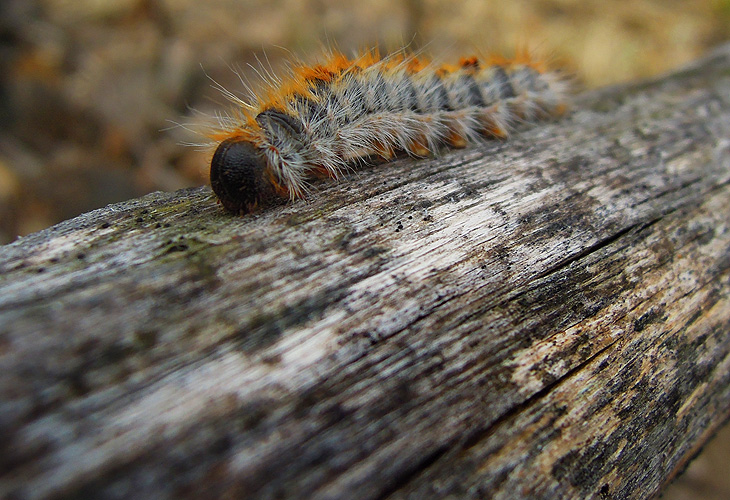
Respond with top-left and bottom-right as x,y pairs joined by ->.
1,43 -> 730,500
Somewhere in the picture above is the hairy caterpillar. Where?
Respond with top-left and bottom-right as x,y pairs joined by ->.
208,49 -> 569,214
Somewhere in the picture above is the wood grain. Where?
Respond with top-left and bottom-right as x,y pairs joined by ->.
1,44 -> 730,500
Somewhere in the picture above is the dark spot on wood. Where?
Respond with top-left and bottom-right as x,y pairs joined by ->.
694,227 -> 716,245
261,351 -> 282,364
633,308 -> 664,332
209,433 -> 233,456
599,483 -> 610,497
349,329 -> 381,347
596,358 -> 610,372
234,399 -> 272,432
66,367 -> 90,396
165,243 -> 189,254
100,341 -> 133,365
133,329 -> 158,349
684,309 -> 704,327
334,229 -> 357,250
233,318 -> 284,353
553,440 -> 616,489
606,359 -> 639,397
361,246 -> 388,259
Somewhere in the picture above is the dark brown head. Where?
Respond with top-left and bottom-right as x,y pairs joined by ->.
210,139 -> 277,214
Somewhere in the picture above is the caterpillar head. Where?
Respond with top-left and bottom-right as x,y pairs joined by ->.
210,139 -> 278,214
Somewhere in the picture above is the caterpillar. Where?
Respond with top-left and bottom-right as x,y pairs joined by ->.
208,49 -> 569,214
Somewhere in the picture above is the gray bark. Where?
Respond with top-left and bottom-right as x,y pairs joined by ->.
2,43 -> 730,500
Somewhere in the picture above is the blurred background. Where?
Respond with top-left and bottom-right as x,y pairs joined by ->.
0,0 -> 729,497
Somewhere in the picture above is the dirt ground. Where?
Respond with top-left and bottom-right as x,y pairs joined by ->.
1,1 -> 729,497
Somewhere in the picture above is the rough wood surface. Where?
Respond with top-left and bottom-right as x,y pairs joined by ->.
2,44 -> 730,500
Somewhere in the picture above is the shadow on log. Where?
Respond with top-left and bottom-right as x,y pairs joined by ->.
1,43 -> 730,500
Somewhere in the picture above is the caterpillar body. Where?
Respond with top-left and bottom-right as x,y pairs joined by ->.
208,49 -> 569,214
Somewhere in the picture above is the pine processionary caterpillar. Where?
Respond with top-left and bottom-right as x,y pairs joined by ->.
207,48 -> 570,214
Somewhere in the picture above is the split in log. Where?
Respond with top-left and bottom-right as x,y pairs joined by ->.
1,43 -> 730,500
